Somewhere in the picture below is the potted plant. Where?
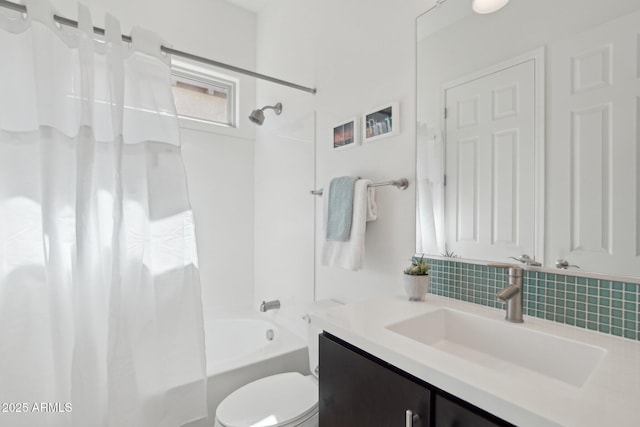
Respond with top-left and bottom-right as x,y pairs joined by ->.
403,255 -> 431,301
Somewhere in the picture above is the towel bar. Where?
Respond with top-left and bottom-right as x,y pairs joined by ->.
310,178 -> 409,196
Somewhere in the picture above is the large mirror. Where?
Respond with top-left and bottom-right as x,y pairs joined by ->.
416,0 -> 640,278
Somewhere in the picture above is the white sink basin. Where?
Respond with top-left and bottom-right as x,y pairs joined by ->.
386,308 -> 606,388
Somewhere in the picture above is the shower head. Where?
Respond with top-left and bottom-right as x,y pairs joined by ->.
249,102 -> 283,125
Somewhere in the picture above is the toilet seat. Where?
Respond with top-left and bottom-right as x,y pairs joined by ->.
216,372 -> 318,427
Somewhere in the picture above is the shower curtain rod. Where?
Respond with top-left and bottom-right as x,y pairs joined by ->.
0,0 -> 317,95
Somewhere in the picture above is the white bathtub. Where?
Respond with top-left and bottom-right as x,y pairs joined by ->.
186,311 -> 309,427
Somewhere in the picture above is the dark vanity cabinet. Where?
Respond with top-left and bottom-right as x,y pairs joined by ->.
319,332 -> 430,426
319,332 -> 513,427
434,394 -> 511,427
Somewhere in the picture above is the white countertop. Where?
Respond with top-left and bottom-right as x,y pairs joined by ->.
311,294 -> 640,427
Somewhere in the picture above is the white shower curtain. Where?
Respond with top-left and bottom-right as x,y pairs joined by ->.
0,1 -> 207,426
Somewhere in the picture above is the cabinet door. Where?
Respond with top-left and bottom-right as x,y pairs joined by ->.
435,394 -> 511,427
319,333 -> 430,427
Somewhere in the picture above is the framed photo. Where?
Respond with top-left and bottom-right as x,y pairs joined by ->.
333,117 -> 359,150
362,102 -> 399,143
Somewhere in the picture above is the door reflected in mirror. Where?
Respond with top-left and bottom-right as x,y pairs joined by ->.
416,0 -> 640,278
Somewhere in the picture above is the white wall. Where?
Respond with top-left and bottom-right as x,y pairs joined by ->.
255,0 -> 436,304
51,0 -> 259,317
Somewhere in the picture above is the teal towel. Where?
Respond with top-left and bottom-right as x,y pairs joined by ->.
326,176 -> 359,241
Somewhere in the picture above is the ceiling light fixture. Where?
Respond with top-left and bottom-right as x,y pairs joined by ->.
472,0 -> 510,14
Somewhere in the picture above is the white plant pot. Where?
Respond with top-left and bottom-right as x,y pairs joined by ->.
403,274 -> 430,301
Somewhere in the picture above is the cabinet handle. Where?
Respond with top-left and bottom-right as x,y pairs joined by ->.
405,409 -> 420,426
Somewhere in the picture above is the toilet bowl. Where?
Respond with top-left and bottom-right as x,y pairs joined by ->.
214,300 -> 339,427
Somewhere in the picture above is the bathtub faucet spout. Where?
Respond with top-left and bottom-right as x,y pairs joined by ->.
260,299 -> 281,312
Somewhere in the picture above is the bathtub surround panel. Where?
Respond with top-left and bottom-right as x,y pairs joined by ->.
426,258 -> 640,341
182,130 -> 255,315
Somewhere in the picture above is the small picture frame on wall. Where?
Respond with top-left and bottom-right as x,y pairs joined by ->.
333,117 -> 359,150
362,102 -> 399,143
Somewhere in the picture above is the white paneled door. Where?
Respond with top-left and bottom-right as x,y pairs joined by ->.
444,59 -> 537,261
547,10 -> 640,276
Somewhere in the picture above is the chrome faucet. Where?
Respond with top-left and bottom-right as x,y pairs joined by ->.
259,299 -> 281,312
489,263 -> 524,323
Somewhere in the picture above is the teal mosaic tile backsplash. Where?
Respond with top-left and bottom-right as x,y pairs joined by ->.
426,258 -> 640,341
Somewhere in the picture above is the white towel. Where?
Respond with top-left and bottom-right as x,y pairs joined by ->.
321,179 -> 377,270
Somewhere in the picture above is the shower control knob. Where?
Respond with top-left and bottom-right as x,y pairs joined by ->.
555,259 -> 580,269
509,254 -> 542,266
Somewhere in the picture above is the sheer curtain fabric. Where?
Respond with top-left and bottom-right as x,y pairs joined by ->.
0,1 -> 207,426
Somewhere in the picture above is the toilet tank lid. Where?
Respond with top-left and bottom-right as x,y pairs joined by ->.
308,298 -> 343,310
303,299 -> 343,320
216,372 -> 317,427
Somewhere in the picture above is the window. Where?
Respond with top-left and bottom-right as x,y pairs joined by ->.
170,61 -> 237,128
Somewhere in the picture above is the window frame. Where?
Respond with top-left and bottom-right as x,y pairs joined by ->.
170,60 -> 238,131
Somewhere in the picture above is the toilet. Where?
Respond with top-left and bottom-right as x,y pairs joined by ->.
213,301 -> 338,427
